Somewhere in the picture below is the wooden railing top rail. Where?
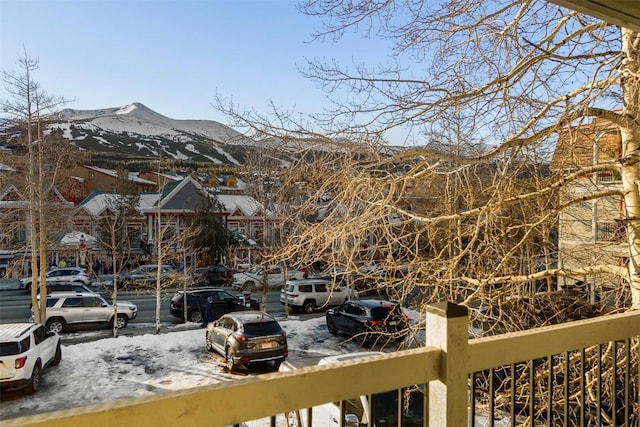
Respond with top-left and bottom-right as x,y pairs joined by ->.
468,309 -> 640,372
5,307 -> 640,427
3,346 -> 441,427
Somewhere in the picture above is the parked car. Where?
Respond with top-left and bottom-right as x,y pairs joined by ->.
20,267 -> 93,292
325,299 -> 409,345
0,323 -> 61,394
232,265 -> 306,290
117,264 -> 176,288
32,292 -> 138,333
38,282 -> 112,298
205,311 -> 288,372
169,287 -> 259,323
280,278 -> 358,313
310,352 -> 424,426
192,265 -> 233,286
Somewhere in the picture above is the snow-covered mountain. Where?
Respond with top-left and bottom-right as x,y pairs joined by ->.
50,102 -> 254,164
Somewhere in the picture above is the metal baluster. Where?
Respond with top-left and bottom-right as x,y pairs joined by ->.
306,407 -> 312,427
624,338 -> 630,427
564,352 -> 569,427
471,372 -> 477,426
613,341 -> 618,427
489,368 -> 495,427
510,364 -> 516,427
580,348 -> 585,426
424,383 -> 429,427
547,355 -> 553,427
397,388 -> 403,427
597,344 -> 602,426
530,359 -> 536,426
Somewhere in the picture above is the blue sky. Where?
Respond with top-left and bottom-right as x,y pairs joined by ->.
1,0 -> 398,139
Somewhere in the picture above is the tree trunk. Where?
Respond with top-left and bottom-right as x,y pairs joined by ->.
620,29 -> 640,309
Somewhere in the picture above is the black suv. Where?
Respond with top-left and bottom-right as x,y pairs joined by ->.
169,287 -> 259,323
325,299 -> 409,346
192,265 -> 233,286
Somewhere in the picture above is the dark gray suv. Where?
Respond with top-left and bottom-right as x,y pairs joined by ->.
205,311 -> 287,372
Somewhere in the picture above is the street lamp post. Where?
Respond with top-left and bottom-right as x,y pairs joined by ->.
79,234 -> 87,267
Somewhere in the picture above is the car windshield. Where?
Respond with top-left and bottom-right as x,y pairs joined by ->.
243,321 -> 282,336
247,266 -> 262,275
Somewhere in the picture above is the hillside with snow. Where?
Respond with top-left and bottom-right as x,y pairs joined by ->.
49,102 -> 256,164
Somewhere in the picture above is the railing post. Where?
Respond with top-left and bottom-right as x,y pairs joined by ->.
426,301 -> 469,427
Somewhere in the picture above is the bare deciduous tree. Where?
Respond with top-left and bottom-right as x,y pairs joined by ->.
214,2 -> 639,421
1,51 -> 76,322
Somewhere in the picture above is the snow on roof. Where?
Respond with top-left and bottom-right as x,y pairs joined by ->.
77,191 -> 159,216
214,193 -> 264,216
138,192 -> 162,210
83,165 -> 157,186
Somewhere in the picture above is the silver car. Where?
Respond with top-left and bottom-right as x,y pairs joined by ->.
20,267 -> 93,292
33,292 -> 137,333
280,278 -> 358,313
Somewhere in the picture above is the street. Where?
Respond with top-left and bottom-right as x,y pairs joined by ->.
0,283 -> 290,342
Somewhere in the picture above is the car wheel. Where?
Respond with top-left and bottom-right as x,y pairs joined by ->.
243,281 -> 255,291
46,318 -> 66,334
24,361 -> 41,394
188,310 -> 203,323
326,317 -> 338,335
226,347 -> 238,371
113,314 -> 128,329
303,300 -> 316,314
51,342 -> 62,366
272,360 -> 282,372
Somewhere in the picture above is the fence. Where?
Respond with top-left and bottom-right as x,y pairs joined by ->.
4,302 -> 640,427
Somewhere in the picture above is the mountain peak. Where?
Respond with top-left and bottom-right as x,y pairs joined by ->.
115,102 -> 149,115
49,103 -> 250,164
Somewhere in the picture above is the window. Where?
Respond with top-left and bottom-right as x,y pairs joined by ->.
299,284 -> 312,293
243,321 -> 282,335
61,298 -> 84,307
88,171 -> 94,180
83,297 -> 104,307
315,283 -> 327,293
0,337 -> 29,356
33,326 -> 47,344
345,303 -> 361,315
596,221 -> 625,242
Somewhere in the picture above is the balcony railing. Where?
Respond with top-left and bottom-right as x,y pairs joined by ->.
4,302 -> 640,427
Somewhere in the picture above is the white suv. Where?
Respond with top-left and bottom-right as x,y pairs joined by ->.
280,278 -> 358,313
20,267 -> 93,292
0,323 -> 61,394
33,292 -> 138,333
